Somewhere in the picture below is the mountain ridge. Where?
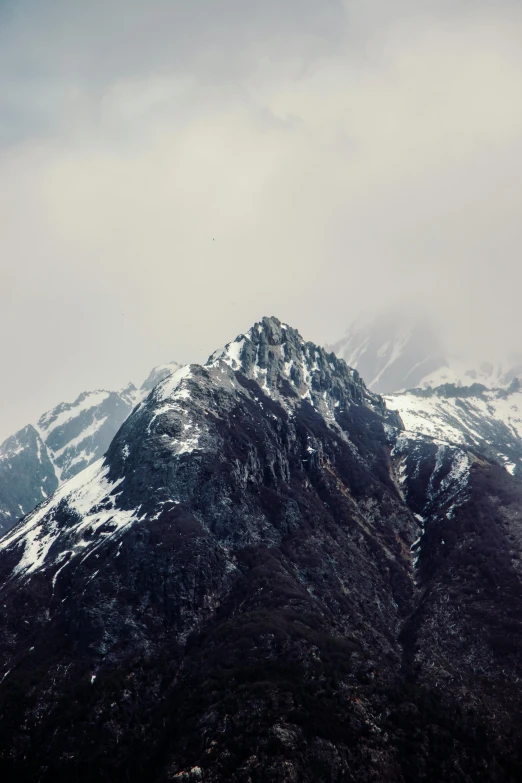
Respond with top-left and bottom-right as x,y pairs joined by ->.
0,317 -> 521,780
0,361 -> 181,534
386,378 -> 522,477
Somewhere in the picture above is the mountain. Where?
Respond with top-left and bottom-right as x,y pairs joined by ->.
0,362 -> 180,534
329,312 -> 522,393
0,317 -> 521,781
0,426 -> 58,532
386,379 -> 522,477
327,312 -> 448,393
416,360 -> 522,392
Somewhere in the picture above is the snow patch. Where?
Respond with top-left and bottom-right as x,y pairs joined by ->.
156,365 -> 192,402
38,391 -> 112,434
0,460 -> 139,581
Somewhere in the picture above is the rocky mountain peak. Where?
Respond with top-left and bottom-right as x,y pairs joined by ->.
1,316 -> 522,781
207,315 -> 380,417
1,317 -> 398,586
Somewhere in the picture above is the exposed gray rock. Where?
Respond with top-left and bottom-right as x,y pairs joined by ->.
0,317 -> 521,781
0,426 -> 58,535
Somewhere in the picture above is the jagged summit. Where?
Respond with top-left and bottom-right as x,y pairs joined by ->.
0,316 -> 396,584
207,315 -> 380,415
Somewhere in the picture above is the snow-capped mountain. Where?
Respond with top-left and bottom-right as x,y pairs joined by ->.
329,312 -> 522,393
0,362 -> 180,534
327,312 -> 448,393
418,358 -> 522,390
1,317 -> 521,782
386,379 -> 522,477
0,319 -> 391,584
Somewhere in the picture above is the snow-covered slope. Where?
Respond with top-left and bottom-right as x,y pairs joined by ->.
386,379 -> 522,476
0,361 -> 181,534
0,458 -> 141,581
36,385 -> 141,483
140,362 -> 182,392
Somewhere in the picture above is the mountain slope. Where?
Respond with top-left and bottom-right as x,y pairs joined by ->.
0,362 -> 180,534
386,379 -> 522,476
0,318 -> 521,781
0,426 -> 58,531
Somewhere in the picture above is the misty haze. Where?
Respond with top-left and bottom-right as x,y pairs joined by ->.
1,2 -> 522,782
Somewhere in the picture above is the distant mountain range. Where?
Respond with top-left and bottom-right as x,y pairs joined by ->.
329,311 -> 522,477
329,312 -> 522,393
386,378 -> 522,477
0,362 -> 180,534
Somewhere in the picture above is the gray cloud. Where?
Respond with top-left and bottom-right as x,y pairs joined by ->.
1,0 -> 522,438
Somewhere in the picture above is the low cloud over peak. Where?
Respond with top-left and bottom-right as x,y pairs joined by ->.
1,0 -> 522,437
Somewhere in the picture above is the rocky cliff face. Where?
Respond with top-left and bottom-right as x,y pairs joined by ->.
0,318 -> 521,782
0,362 -> 180,534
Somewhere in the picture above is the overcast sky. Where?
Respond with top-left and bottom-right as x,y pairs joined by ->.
1,0 -> 522,439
